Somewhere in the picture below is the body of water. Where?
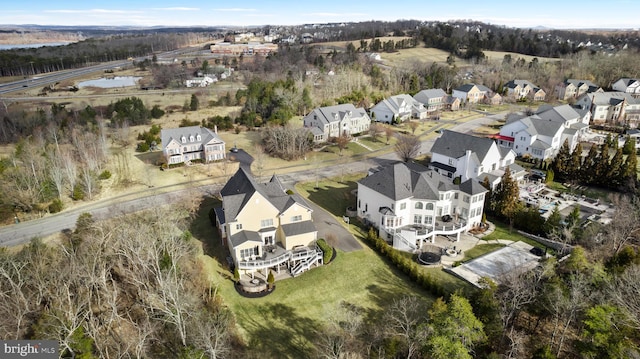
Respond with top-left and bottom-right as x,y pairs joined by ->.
78,76 -> 142,88
0,42 -> 72,50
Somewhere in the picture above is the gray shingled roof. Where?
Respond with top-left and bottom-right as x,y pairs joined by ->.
413,89 -> 447,104
281,220 -> 317,236
455,83 -> 476,93
588,92 -> 640,106
358,161 -> 484,201
459,178 -> 489,195
431,130 -> 496,162
305,104 -> 369,126
505,79 -> 536,89
566,79 -> 599,88
161,125 -> 223,148
220,168 -> 312,222
229,231 -> 262,247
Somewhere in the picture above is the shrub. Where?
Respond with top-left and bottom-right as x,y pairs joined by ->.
136,142 -> 150,152
316,238 -> 334,264
233,268 -> 240,283
98,170 -> 112,180
72,184 -> 85,201
49,198 -> 64,213
267,271 -> 275,289
362,227 -> 450,298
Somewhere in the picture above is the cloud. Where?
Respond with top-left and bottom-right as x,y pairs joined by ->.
213,8 -> 257,12
151,7 -> 199,11
45,9 -> 139,14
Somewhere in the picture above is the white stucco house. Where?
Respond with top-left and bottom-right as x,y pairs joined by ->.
161,126 -> 226,164
370,94 -> 428,123
430,130 -> 524,188
357,162 -> 488,251
497,104 -> 590,160
303,104 -> 371,143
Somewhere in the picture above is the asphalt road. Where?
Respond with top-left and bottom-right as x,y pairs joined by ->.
0,113 -> 505,246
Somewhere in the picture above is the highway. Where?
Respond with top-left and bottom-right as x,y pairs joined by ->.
0,46 -> 204,96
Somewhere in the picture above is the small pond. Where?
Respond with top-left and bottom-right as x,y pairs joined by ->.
78,76 -> 141,88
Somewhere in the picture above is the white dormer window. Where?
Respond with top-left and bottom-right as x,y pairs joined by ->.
196,134 -> 201,141
189,135 -> 194,142
181,136 -> 186,143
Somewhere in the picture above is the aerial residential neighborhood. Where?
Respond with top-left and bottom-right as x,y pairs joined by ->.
1,7 -> 640,359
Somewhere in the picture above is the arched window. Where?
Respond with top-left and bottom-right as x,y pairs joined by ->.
415,202 -> 423,209
425,203 -> 434,210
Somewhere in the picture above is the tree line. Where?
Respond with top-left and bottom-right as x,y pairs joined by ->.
0,33 -> 204,77
551,138 -> 638,192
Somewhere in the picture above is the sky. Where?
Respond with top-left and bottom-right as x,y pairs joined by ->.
1,0 -> 638,29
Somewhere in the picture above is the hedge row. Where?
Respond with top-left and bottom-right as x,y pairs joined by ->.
363,228 -> 450,298
316,238 -> 333,264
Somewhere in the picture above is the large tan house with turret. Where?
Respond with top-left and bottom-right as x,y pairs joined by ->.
215,168 -> 321,278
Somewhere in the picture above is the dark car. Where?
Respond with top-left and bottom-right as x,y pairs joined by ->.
441,214 -> 453,222
230,146 -> 239,153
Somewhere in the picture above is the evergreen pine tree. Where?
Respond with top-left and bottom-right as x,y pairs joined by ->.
622,136 -> 636,155
607,148 -> 624,188
492,168 -> 521,228
552,139 -> 572,181
544,207 -> 563,236
594,143 -> 610,186
622,148 -> 638,190
568,142 -> 583,180
581,145 -> 599,185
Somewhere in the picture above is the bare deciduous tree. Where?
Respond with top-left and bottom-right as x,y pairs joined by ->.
394,134 -> 421,162
383,296 -> 428,359
604,194 -> 639,254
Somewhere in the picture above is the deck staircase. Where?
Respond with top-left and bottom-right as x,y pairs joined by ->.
291,248 -> 323,277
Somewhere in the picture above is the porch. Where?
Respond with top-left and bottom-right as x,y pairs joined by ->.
236,245 -> 323,279
390,218 -> 468,252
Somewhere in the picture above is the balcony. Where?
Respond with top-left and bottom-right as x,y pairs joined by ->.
237,244 -> 289,270
236,244 -> 321,271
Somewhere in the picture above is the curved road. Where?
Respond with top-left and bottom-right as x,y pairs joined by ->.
0,113 -> 503,246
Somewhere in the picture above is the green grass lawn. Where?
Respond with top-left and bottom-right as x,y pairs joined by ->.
213,248 -> 432,358
193,173 -> 501,357
462,243 -> 505,262
357,136 -> 388,151
483,219 -> 553,251
295,174 -> 364,217
482,220 -> 532,243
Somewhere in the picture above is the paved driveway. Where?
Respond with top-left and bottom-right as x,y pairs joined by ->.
308,202 -> 362,252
